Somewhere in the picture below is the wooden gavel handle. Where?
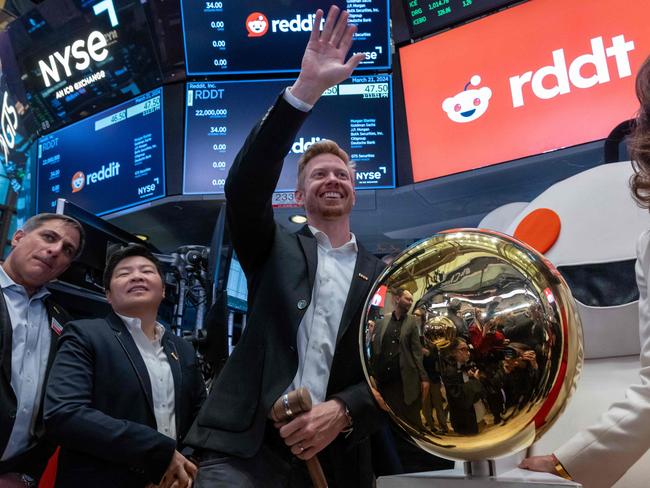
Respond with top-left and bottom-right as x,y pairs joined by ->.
306,457 -> 328,488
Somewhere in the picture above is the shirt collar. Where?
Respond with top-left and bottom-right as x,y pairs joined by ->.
117,313 -> 165,343
308,225 -> 358,252
0,265 -> 51,300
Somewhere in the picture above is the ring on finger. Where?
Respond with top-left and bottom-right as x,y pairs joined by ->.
298,442 -> 305,453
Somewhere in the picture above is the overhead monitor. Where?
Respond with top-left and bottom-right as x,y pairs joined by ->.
8,0 -> 162,132
183,75 -> 395,194
36,87 -> 165,215
400,0 -> 650,184
180,0 -> 390,75
401,0 -> 521,39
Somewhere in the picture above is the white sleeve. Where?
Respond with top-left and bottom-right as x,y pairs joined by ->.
554,229 -> 650,488
283,87 -> 314,112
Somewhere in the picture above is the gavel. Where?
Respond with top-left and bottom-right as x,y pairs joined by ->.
271,387 -> 328,488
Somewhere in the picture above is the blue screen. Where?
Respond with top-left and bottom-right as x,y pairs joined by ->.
180,0 -> 390,75
226,254 -> 248,312
36,87 -> 165,216
183,75 -> 395,195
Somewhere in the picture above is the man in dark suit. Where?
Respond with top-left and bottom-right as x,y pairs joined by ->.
441,339 -> 486,435
372,288 -> 429,428
44,244 -> 206,488
184,6 -> 385,487
0,213 -> 84,487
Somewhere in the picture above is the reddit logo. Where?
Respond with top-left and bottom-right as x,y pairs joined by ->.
442,75 -> 492,123
71,171 -> 85,192
246,12 -> 268,37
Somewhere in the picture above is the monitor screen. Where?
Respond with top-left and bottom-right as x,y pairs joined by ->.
8,0 -> 162,133
226,253 -> 247,312
36,87 -> 165,215
183,75 -> 395,194
400,0 -> 650,184
401,0 -> 521,39
180,0 -> 390,75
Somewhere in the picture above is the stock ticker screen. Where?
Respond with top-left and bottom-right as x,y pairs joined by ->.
180,0 -> 390,75
36,88 -> 165,216
403,0 -> 520,38
183,76 -> 395,195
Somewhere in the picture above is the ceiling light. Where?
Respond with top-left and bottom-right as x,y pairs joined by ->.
289,215 -> 307,224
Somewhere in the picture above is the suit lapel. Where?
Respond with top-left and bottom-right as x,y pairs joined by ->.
0,291 -> 12,391
297,226 -> 318,291
107,312 -> 155,414
44,298 -> 67,369
337,246 -> 378,343
162,335 -> 182,435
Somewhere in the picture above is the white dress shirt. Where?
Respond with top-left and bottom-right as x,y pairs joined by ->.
286,226 -> 358,404
0,266 -> 51,461
119,314 -> 176,440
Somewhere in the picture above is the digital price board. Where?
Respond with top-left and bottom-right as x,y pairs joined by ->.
180,0 -> 390,75
183,75 -> 394,194
36,88 -> 165,215
402,0 -> 521,39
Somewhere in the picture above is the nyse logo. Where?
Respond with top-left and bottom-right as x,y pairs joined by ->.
138,183 -> 156,195
36,0 -> 119,88
0,92 -> 18,167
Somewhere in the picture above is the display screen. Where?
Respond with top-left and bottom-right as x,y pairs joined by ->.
402,0 -> 520,39
400,0 -> 650,183
180,0 -> 390,75
8,0 -> 162,133
36,87 -> 165,215
183,75 -> 394,194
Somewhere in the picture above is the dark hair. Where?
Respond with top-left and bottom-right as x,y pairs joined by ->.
103,243 -> 164,290
629,56 -> 650,208
22,213 -> 86,259
450,338 -> 468,351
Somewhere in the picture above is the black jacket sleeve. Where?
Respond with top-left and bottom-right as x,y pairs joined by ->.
224,93 -> 309,276
43,322 -> 175,484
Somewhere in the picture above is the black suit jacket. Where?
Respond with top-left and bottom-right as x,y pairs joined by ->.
184,94 -> 385,487
0,292 -> 70,480
44,312 -> 206,488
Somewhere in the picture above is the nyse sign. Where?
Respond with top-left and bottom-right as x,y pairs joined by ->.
0,92 -> 20,191
35,0 -> 119,90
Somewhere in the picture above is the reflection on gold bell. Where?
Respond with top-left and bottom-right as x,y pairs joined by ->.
360,229 -> 583,461
423,315 -> 457,350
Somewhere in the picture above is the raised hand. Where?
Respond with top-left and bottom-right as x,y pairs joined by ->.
290,5 -> 365,105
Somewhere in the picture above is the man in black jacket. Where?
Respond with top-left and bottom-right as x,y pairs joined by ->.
0,213 -> 84,486
44,244 -> 206,488
184,5 -> 385,487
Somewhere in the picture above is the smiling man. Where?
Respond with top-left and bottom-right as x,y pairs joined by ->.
44,244 -> 205,488
184,6 -> 386,487
0,213 -> 84,487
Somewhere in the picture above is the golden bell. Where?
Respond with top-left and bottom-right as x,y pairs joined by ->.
361,229 -> 583,461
